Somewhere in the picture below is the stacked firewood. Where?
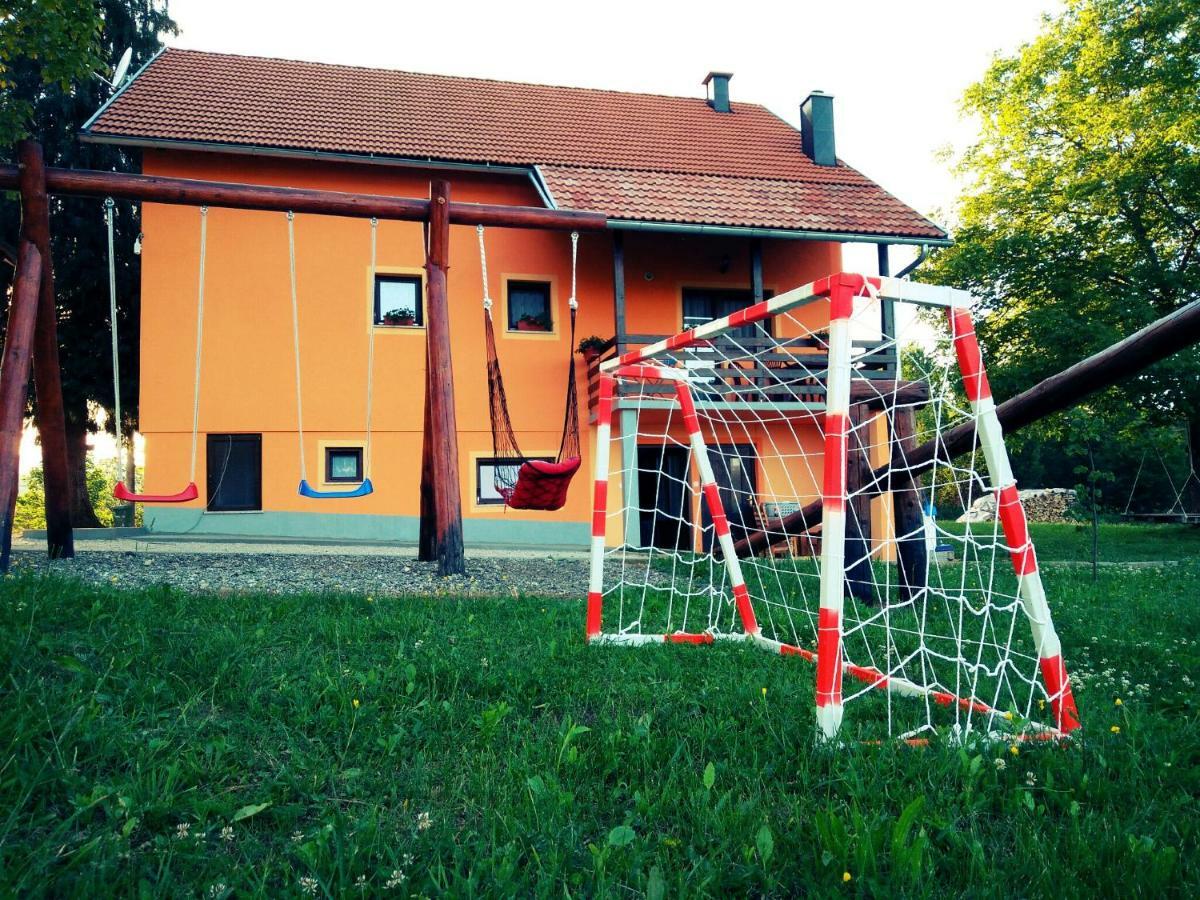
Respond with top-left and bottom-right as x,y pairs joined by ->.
957,488 -> 1077,524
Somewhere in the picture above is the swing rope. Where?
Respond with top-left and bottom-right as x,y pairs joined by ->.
287,211 -> 376,498
105,198 -> 123,485
287,211 -> 309,483
364,217 -> 378,479
189,206 -> 208,483
107,199 -> 203,504
480,226 -> 581,510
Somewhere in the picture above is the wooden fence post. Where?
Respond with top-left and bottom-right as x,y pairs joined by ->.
421,180 -> 465,575
17,140 -> 73,559
0,241 -> 43,570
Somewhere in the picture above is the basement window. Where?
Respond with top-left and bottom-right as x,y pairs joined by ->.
477,456 -> 551,505
325,447 -> 364,483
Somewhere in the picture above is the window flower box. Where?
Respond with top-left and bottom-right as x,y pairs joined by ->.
516,314 -> 551,332
382,307 -> 417,327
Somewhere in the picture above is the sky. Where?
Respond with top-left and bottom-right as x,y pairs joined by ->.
66,0 -> 1064,474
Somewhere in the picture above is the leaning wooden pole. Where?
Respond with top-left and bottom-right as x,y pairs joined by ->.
421,180 -> 465,576
0,241 -> 43,571
17,141 -> 73,559
733,297 -> 1200,557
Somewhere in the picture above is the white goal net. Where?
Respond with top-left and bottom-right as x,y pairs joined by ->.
585,273 -> 1079,743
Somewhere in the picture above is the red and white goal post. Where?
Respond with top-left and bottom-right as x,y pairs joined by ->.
585,272 -> 1080,743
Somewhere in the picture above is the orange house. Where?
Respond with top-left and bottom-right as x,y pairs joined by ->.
81,49 -> 947,549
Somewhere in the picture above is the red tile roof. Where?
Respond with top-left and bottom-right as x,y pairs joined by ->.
540,166 -> 946,236
85,48 -> 946,240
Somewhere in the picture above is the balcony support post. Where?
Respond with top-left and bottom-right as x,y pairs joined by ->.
877,244 -> 897,377
620,409 -> 641,549
750,239 -> 764,303
612,232 -> 627,351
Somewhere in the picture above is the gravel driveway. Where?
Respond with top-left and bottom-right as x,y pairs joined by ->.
7,542 -> 594,599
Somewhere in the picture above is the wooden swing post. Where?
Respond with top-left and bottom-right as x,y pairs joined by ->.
0,242 -> 43,570
17,141 -> 74,561
420,180 -> 465,576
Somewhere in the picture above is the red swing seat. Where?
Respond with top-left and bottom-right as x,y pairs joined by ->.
498,457 -> 581,511
112,481 -> 199,503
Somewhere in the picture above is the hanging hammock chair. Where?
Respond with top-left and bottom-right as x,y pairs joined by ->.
479,226 -> 581,511
286,212 -> 378,499
107,197 -> 202,503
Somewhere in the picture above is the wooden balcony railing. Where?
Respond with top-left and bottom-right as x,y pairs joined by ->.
586,333 -> 898,417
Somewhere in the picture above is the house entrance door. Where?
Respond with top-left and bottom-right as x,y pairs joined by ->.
701,444 -> 757,553
637,445 -> 691,551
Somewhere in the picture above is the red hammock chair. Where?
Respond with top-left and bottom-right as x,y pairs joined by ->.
480,227 -> 581,512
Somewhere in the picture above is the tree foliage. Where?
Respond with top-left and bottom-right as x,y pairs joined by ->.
922,0 -> 1200,510
0,0 -> 102,143
14,459 -> 139,530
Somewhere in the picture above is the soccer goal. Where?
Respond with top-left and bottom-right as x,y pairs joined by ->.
585,272 -> 1080,743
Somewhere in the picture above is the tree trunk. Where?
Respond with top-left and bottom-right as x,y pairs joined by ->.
64,400 -> 103,528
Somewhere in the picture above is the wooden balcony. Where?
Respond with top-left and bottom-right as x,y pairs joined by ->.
586,333 -> 900,420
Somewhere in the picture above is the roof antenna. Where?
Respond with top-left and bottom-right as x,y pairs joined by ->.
96,47 -> 133,91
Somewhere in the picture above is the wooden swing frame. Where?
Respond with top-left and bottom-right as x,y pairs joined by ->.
0,141 -> 605,575
2,139 -> 1199,575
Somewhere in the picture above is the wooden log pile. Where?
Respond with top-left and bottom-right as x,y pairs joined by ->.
957,488 -> 1077,524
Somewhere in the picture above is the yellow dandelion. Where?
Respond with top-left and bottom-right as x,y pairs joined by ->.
843,872 -> 852,883
761,687 -> 768,698
1004,711 -> 1014,721
1038,700 -> 1045,711
1114,698 -> 1123,706
367,596 -> 374,603
1111,725 -> 1120,734
1010,745 -> 1019,756
353,698 -> 361,709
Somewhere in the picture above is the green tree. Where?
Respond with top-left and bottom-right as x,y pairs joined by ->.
923,0 -> 1200,508
0,1 -> 176,525
15,458 -> 136,531
0,1 -> 101,142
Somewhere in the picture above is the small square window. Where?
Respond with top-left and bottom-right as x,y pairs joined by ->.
375,274 -> 423,327
326,447 -> 364,483
507,280 -> 552,332
477,456 -> 551,505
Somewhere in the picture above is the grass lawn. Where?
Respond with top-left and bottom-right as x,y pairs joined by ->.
2,559 -> 1198,896
939,520 -> 1200,563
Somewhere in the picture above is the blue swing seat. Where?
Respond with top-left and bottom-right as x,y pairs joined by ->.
298,478 -> 374,499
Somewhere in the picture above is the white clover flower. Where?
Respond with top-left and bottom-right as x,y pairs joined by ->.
416,811 -> 432,831
220,825 -> 234,842
993,757 -> 1006,771
175,822 -> 191,840
384,869 -> 405,889
299,876 -> 319,895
